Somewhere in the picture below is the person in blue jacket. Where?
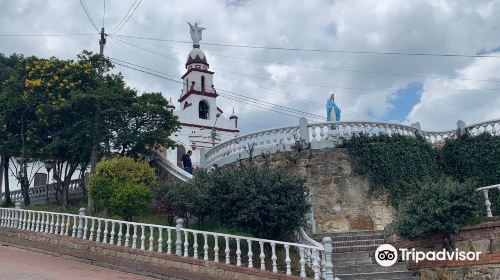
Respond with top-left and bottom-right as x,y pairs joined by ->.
181,150 -> 193,174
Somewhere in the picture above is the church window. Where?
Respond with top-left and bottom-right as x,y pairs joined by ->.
199,100 -> 209,119
201,76 -> 205,92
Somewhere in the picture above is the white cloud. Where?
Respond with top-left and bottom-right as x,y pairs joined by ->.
0,0 -> 498,133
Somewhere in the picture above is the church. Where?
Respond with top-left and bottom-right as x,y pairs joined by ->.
164,23 -> 239,169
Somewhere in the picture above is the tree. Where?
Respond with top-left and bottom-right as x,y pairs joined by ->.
155,156 -> 310,239
110,182 -> 152,221
89,157 -> 156,220
0,53 -> 33,205
110,92 -> 179,158
394,179 -> 482,240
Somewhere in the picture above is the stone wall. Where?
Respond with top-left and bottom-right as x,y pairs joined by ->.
241,148 -> 395,233
0,227 -> 301,280
387,220 -> 500,280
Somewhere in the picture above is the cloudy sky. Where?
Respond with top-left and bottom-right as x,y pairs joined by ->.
1,0 -> 499,134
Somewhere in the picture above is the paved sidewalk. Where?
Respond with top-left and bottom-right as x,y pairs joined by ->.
0,243 -> 155,280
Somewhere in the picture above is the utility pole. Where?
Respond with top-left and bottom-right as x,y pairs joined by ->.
88,27 -> 106,213
212,113 -> 221,147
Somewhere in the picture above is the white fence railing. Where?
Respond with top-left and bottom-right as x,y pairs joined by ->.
1,179 -> 83,205
152,152 -> 193,182
204,118 -> 500,167
0,205 -> 334,279
476,184 -> 500,218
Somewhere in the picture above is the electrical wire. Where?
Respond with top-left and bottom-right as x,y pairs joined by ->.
109,35 -> 177,61
114,35 -> 500,84
110,0 -> 143,35
0,33 -> 96,37
78,0 -> 99,32
113,34 -> 500,59
109,59 -> 324,120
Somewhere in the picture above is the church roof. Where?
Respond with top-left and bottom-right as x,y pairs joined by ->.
186,48 -> 209,67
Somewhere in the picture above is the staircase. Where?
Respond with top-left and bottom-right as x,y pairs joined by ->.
314,230 -> 419,280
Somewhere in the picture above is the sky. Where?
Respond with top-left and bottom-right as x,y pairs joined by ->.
0,0 -> 499,132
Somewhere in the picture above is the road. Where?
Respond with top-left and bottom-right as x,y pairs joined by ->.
0,243 -> 155,280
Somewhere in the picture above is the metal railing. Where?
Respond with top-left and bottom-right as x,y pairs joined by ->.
0,205 -> 335,279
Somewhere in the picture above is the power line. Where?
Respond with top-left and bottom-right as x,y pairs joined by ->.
216,68 -> 500,93
78,0 -> 99,32
110,0 -> 143,35
107,55 -> 326,120
0,33 -> 96,37
109,59 -> 324,120
109,35 -> 177,61
111,36 -> 500,97
107,56 -> 179,79
110,0 -> 138,33
113,34 -> 500,59
115,35 -> 500,84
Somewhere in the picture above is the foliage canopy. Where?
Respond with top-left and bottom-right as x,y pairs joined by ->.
155,157 -> 310,239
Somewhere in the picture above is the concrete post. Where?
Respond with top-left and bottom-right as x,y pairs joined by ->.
199,147 -> 207,169
77,207 -> 86,238
457,120 -> 466,135
175,218 -> 184,256
411,122 -> 422,136
322,237 -> 334,280
14,202 -> 21,228
299,117 -> 309,143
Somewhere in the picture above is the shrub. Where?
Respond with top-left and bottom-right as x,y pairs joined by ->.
155,157 -> 310,239
394,179 -> 482,240
441,133 -> 500,187
340,134 -> 440,206
109,183 -> 152,221
90,156 -> 156,219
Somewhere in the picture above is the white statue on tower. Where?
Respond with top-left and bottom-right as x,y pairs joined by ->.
188,22 -> 206,47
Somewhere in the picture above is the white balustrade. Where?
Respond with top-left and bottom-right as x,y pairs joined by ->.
202,118 -> 500,168
0,207 -> 335,279
476,184 -> 500,218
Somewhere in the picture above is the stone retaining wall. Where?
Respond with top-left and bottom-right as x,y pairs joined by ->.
0,227 -> 301,280
241,148 -> 395,233
386,220 -> 500,280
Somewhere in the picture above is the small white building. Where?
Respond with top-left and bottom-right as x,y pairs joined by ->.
165,24 -> 239,169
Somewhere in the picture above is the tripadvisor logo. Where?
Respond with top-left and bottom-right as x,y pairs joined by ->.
375,244 -> 482,266
375,244 -> 398,267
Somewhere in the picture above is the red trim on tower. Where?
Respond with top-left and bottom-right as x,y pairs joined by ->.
181,68 -> 214,79
180,122 -> 240,133
178,90 -> 219,103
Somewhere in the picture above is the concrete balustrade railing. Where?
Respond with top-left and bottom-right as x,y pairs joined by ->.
0,205 -> 335,279
476,184 -> 500,218
204,118 -> 500,167
1,179 -> 83,205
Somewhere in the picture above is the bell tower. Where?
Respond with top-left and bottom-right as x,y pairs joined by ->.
178,23 -> 219,125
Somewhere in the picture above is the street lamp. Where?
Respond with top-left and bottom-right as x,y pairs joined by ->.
44,160 -> 53,203
211,113 -> 221,147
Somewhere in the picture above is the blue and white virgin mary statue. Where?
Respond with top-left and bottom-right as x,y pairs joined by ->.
326,94 -> 341,122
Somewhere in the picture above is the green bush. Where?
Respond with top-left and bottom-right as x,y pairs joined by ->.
155,157 -> 310,239
110,183 -> 152,221
90,157 -> 156,220
441,133 -> 500,187
394,179 -> 482,240
340,134 -> 440,206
